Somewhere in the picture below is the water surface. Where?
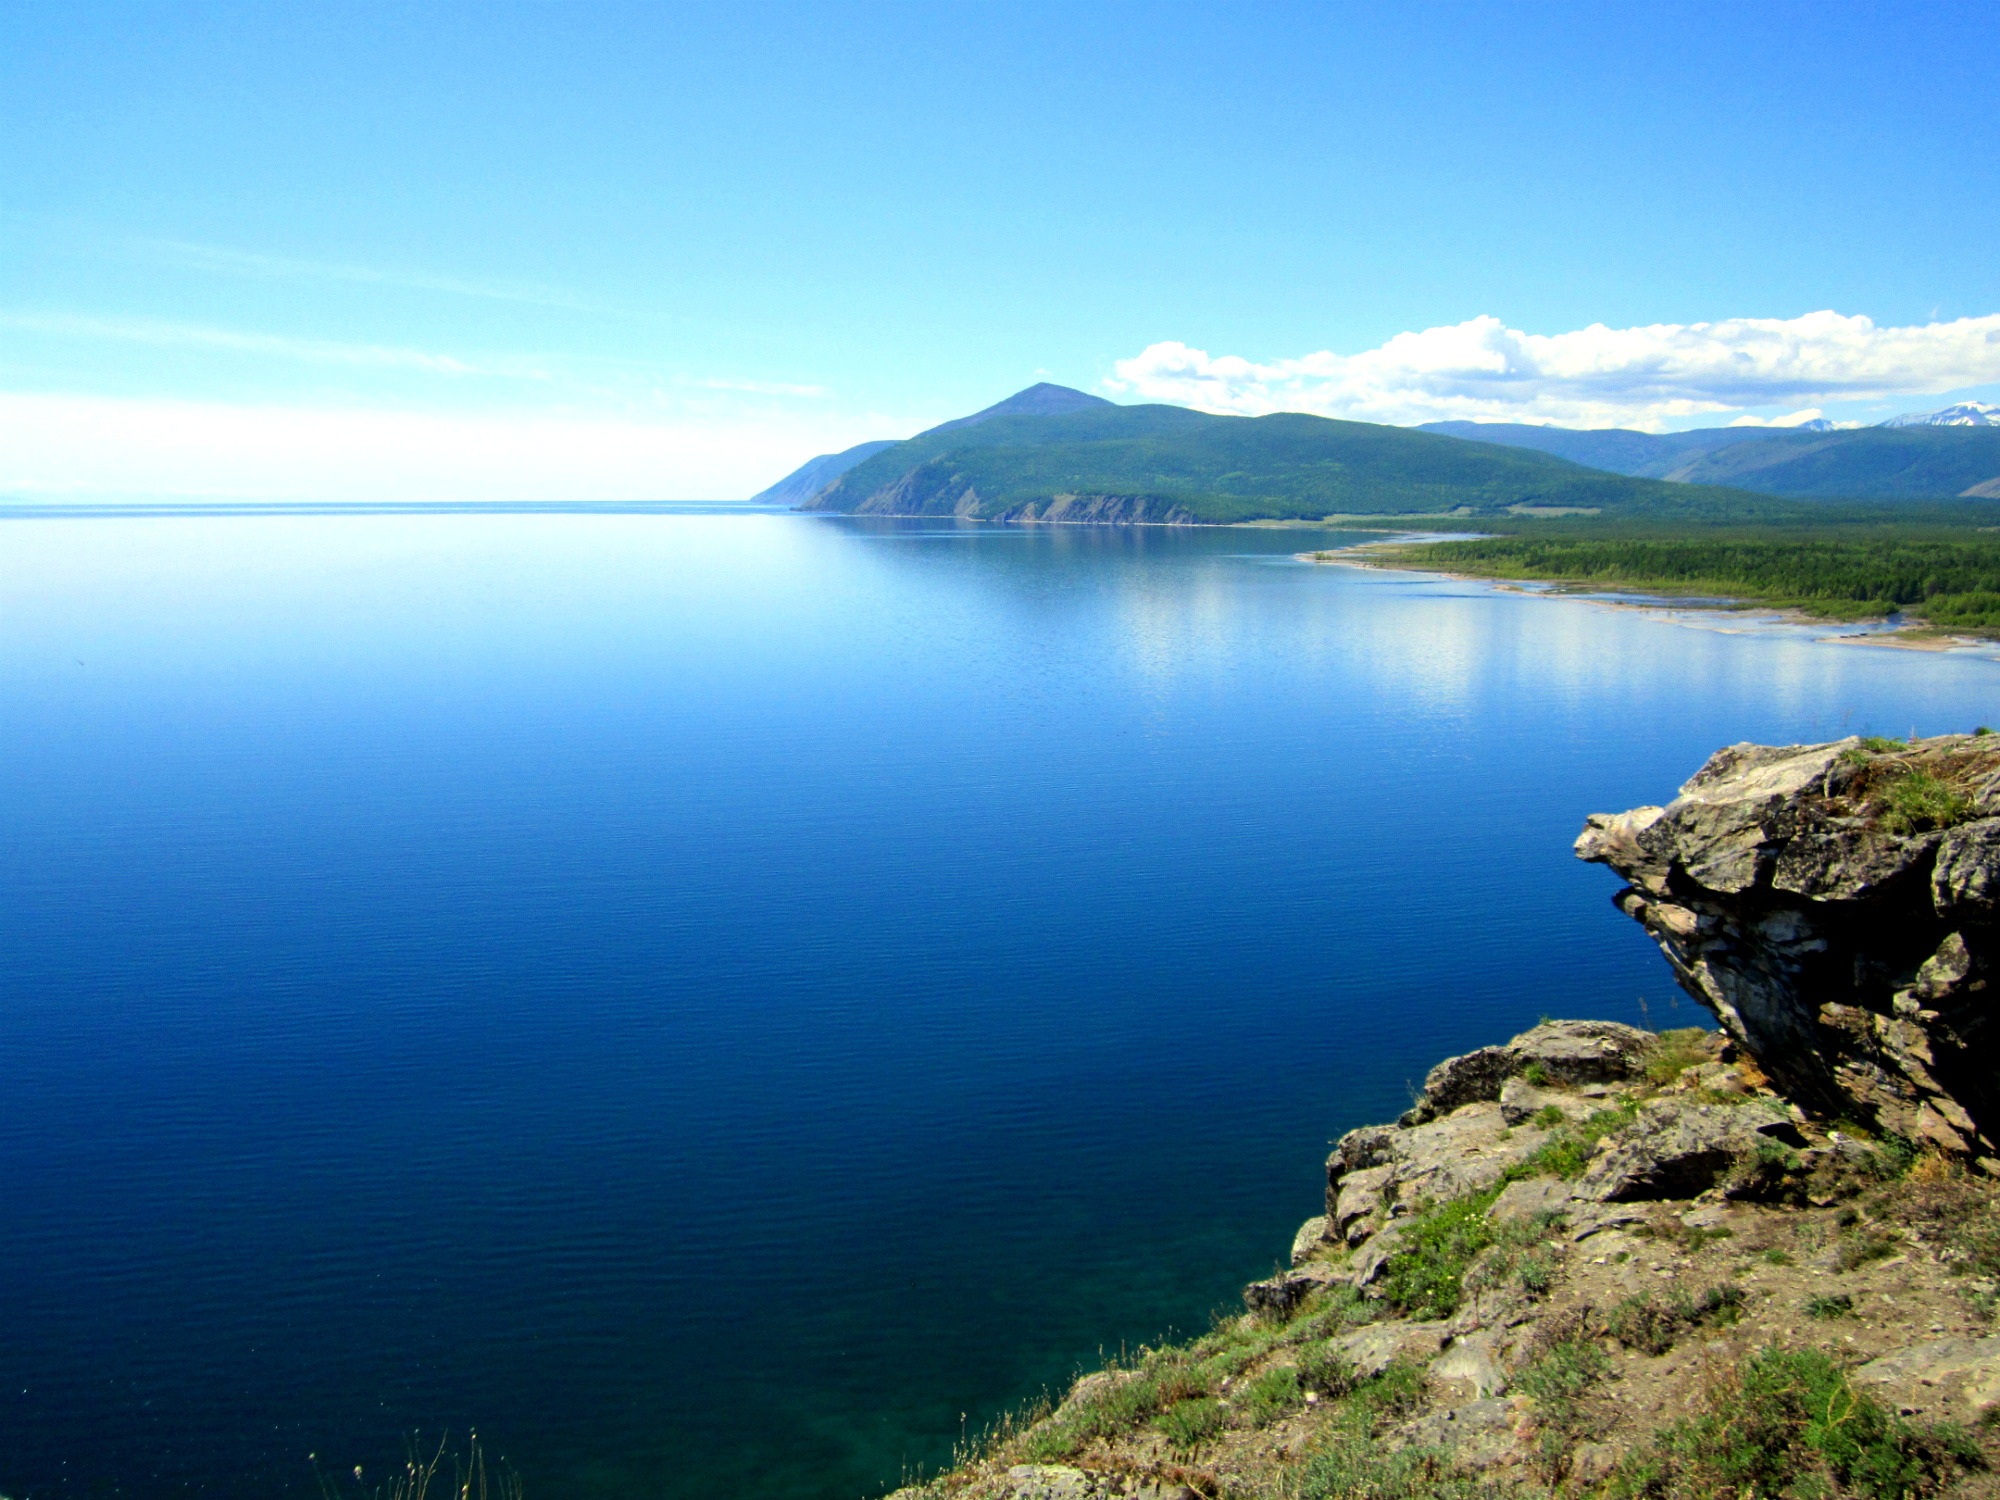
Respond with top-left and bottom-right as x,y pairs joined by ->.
3,510 -> 1993,1498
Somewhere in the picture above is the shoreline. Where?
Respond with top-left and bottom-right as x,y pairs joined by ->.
1298,539 -> 1995,654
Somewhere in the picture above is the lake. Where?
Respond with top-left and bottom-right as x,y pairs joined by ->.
3,508 -> 1994,1499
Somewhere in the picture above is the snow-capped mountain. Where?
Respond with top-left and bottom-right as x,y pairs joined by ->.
1879,401 -> 2000,428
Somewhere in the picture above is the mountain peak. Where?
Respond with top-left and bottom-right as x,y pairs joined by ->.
918,382 -> 1113,437
1879,401 -> 2000,428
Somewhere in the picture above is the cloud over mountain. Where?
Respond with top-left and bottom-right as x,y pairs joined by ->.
1108,311 -> 2000,431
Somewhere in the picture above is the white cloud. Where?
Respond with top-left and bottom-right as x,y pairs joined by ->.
1107,311 -> 2000,431
0,310 -> 547,379
0,392 -> 903,503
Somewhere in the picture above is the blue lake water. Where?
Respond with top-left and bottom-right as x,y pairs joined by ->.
3,508 -> 1995,1499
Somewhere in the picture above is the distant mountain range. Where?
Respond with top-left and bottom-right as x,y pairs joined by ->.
1419,411 -> 2000,499
1881,401 -> 2000,428
794,384 -> 1770,524
753,385 -> 2000,518
749,384 -> 1111,504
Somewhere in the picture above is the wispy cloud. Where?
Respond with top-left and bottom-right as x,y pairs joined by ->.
0,310 -> 551,379
1108,311 -> 2000,430
135,236 -> 599,310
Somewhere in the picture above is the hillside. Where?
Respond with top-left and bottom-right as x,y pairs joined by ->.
750,439 -> 900,505
801,399 -> 1780,524
1419,420 -> 2000,499
1415,421 -> 1755,477
1660,426 -> 2000,498
917,381 -> 1112,435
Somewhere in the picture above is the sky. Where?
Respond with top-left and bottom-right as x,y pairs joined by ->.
3,1 -> 1998,502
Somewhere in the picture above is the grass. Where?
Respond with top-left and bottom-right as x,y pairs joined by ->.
1515,1313 -> 1611,1482
1880,768 -> 1978,833
1806,1292 -> 1855,1319
1155,1396 -> 1226,1453
1512,1101 -> 1642,1180
1378,1190 -> 1501,1318
1600,1284 -> 1745,1355
1608,1346 -> 1980,1500
1644,1028 -> 1712,1087
313,1434 -> 521,1500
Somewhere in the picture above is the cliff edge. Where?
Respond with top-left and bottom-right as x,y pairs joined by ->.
889,737 -> 2000,1500
1578,733 -> 2000,1167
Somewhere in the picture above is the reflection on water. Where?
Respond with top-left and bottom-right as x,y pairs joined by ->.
2,511 -> 1996,1500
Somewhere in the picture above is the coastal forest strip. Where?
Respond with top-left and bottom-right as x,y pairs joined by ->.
1368,527 -> 2000,631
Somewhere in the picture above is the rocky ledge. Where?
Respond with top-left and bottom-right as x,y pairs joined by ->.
1577,733 -> 2000,1167
891,738 -> 2000,1500
895,1019 -> 2000,1500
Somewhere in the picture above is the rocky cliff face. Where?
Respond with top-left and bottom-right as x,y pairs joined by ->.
808,454 -> 1199,524
1577,734 -> 2000,1169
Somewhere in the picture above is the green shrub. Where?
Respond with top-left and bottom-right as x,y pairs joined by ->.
1379,1191 -> 1501,1318
1153,1396 -> 1225,1453
1806,1292 -> 1854,1319
1236,1366 -> 1302,1428
1517,1319 -> 1611,1481
1602,1285 -> 1744,1355
1835,1228 -> 1900,1271
1608,1346 -> 1979,1500
1294,1343 -> 1359,1398
1763,1247 -> 1794,1266
1881,769 -> 1976,833
1531,1103 -> 1566,1129
1290,1421 -> 1490,1500
1522,1061 -> 1553,1087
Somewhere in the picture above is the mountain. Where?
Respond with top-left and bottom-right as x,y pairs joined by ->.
1651,426 -> 2000,499
916,381 -> 1112,436
1419,419 -> 2000,498
747,385 -> 1112,503
750,440 -> 902,505
801,401 -> 1776,524
1414,421 -> 1753,478
1880,401 -> 2000,428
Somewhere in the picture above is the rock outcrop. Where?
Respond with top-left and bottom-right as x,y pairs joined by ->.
895,1019 -> 2000,1500
1578,734 -> 2000,1168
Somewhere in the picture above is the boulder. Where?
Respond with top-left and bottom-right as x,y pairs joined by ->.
1852,1336 -> 2000,1416
1579,733 -> 2000,1163
1574,1099 -> 1800,1202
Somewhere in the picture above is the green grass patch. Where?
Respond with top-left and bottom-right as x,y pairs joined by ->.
1378,1190 -> 1501,1318
1644,1028 -> 1712,1087
1880,769 -> 1978,833
1153,1395 -> 1225,1453
1609,1346 -> 1980,1500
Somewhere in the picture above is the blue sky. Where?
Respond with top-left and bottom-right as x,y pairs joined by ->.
4,1 -> 1998,500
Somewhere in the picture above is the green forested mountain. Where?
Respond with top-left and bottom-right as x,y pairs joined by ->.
801,398 -> 1777,523
1659,427 -> 2000,498
1418,420 -> 2000,499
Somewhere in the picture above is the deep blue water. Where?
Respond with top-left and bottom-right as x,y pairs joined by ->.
3,509 -> 1995,1499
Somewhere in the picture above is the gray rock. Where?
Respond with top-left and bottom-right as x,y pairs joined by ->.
1574,1099 -> 1798,1202
991,1466 -> 1114,1500
1934,818 -> 2000,916
1329,1320 -> 1449,1377
1431,1330 -> 1508,1396
1580,733 -> 2000,1159
1852,1337 -> 2000,1415
1244,1260 -> 1344,1317
1401,1021 -> 1653,1126
1486,1177 -> 1573,1223
1290,1214 -> 1332,1266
